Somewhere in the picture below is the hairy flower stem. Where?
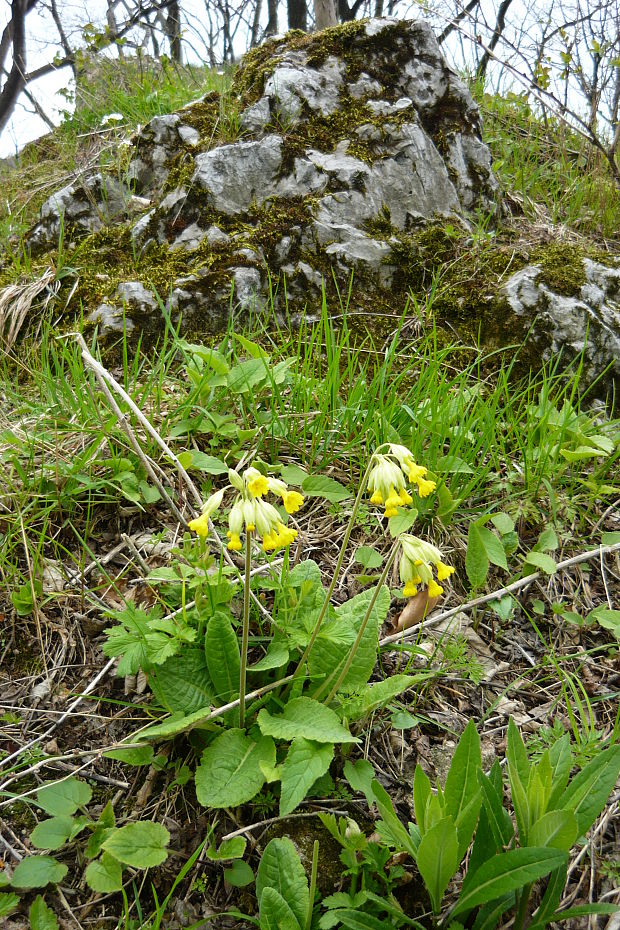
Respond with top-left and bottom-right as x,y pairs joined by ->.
239,530 -> 252,730
319,539 -> 400,705
305,840 -> 319,930
289,450 -> 387,686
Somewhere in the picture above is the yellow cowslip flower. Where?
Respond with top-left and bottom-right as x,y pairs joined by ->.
245,467 -> 270,499
369,445 -> 437,519
399,534 -> 454,599
437,560 -> 455,582
187,512 -> 211,538
263,522 -> 297,551
227,531 -> 243,551
187,488 -> 225,538
282,489 -> 304,514
416,477 -> 437,498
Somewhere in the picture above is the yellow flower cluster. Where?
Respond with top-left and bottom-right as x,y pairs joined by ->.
187,466 -> 304,552
368,444 -> 437,518
399,534 -> 455,599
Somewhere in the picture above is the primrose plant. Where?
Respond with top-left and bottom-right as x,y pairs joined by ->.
104,444 -> 454,816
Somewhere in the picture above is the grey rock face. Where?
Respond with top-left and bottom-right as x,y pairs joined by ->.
28,17 -> 503,341
29,174 -> 130,249
502,260 -> 620,388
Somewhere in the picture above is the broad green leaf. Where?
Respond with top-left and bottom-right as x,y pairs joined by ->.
470,894 -> 514,930
301,475 -> 350,502
416,818 -> 459,913
338,674 -> 424,721
354,546 -> 383,569
337,912 -> 398,930
36,778 -> 92,816
257,697 -> 357,744
30,815 -> 88,850
529,810 -> 578,851
343,759 -> 376,808
388,508 -> 418,537
10,856 -> 68,889
308,586 -> 390,694
279,739 -> 334,816
101,822 -> 169,868
259,887 -> 300,930
248,640 -> 289,672
85,852 -> 123,892
466,523 -> 489,589
175,451 -> 228,474
149,646 -> 215,714
256,837 -> 309,929
451,848 -> 567,919
224,860 -> 255,887
227,358 -> 269,394
524,551 -> 557,574
0,892 -> 19,918
29,895 -> 58,930
588,606 -> 620,638
560,445 -> 611,462
536,526 -> 559,551
104,745 -> 154,766
280,464 -> 308,485
557,745 -> 620,835
602,531 -> 620,545
205,611 -> 240,715
444,720 -> 482,858
195,730 -> 275,807
233,333 -> 270,359
507,718 -> 530,842
477,526 -> 508,570
490,512 -> 514,535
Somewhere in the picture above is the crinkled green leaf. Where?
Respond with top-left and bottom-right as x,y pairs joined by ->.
256,837 -> 308,929
259,887 -> 300,930
0,892 -> 20,918
258,697 -> 357,744
280,739 -> 334,816
195,730 -> 275,808
205,611 -> 240,715
338,674 -> 424,722
149,646 -> 215,714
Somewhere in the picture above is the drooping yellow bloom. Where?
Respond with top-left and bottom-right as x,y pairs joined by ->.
399,534 -> 454,599
227,531 -> 243,551
187,463 -> 303,553
282,490 -> 304,514
368,444 -> 437,519
245,467 -> 270,499
187,513 -> 211,538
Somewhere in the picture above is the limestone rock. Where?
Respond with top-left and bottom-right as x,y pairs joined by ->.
27,17 -> 502,341
29,173 -> 131,249
502,259 -> 620,388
